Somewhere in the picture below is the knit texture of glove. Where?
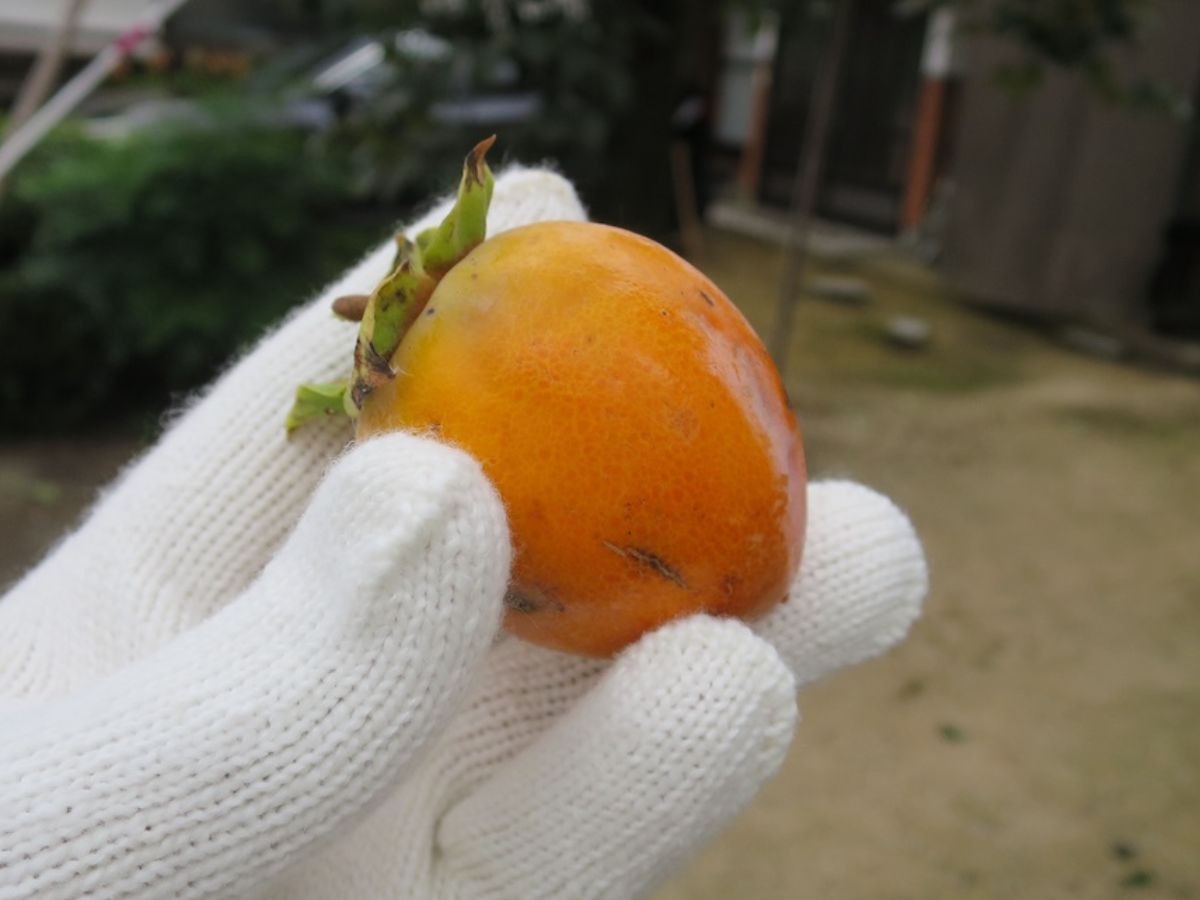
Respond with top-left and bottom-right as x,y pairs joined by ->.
0,167 -> 928,900
0,434 -> 511,898
264,480 -> 925,900
0,167 -> 583,707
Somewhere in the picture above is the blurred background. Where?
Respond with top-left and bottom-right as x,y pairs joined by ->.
1,1 -> 1198,897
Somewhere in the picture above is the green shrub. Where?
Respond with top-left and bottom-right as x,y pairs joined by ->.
0,119 -> 389,433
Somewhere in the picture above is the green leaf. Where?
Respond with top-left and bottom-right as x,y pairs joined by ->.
415,135 -> 496,277
286,381 -> 353,434
346,136 -> 496,411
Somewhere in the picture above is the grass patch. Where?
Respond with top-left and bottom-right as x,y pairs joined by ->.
938,723 -> 968,743
1059,405 -> 1200,443
1120,868 -> 1155,889
811,317 -> 1026,394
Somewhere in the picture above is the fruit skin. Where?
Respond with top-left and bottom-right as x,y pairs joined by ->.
357,220 -> 806,657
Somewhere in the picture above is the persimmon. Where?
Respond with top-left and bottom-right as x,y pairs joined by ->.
289,138 -> 806,657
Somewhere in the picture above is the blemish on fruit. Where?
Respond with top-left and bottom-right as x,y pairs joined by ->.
363,343 -> 393,376
699,289 -> 715,307
505,585 -> 565,614
603,541 -> 687,588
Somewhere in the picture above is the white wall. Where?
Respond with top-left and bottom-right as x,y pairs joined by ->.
0,0 -> 151,53
712,11 -> 777,147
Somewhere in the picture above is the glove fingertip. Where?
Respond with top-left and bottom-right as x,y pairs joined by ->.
437,615 -> 797,900
761,480 -> 928,686
489,165 -> 588,230
621,615 -> 798,776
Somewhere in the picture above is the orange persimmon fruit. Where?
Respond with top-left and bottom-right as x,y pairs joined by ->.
290,138 -> 806,657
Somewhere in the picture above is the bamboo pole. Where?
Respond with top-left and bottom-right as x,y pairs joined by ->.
4,0 -> 91,140
0,0 -> 194,186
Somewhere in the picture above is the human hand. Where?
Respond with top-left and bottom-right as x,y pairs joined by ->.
0,168 -> 927,899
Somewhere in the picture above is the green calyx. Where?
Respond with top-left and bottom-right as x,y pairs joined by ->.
286,136 -> 496,434
285,381 -> 355,434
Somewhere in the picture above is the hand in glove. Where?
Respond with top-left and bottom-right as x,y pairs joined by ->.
0,168 -> 927,900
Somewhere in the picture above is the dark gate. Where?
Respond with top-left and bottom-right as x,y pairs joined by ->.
1149,74 -> 1200,338
761,1 -> 927,232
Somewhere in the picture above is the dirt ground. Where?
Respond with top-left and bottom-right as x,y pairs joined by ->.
2,230 -> 1198,898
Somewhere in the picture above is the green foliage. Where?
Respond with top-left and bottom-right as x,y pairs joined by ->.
309,1 -> 646,212
988,0 -> 1147,67
5,0 -> 1178,435
0,119 -> 386,432
290,0 -> 1187,239
904,0 -> 1190,117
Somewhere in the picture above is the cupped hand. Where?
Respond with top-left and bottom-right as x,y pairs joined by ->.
0,168 -> 926,900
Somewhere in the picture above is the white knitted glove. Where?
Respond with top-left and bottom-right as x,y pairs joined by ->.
0,168 -> 927,900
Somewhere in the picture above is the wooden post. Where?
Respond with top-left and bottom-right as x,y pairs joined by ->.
670,140 -> 706,258
769,0 -> 854,372
901,9 -> 958,232
901,79 -> 947,230
735,20 -> 778,202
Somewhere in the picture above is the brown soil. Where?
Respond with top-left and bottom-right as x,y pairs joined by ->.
652,233 -> 1200,900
